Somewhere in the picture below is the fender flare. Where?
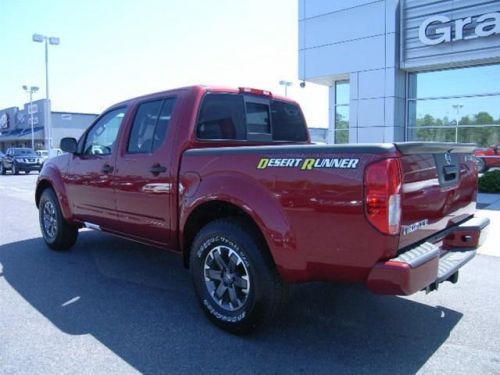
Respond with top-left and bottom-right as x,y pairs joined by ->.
35,165 -> 73,222
179,173 -> 307,278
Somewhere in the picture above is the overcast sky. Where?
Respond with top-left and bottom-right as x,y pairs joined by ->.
0,0 -> 329,126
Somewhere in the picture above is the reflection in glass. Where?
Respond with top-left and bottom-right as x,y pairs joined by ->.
335,130 -> 349,144
335,106 -> 349,130
408,64 -> 500,99
335,81 -> 350,105
334,80 -> 349,144
408,127 -> 500,145
407,65 -> 500,146
408,95 -> 500,128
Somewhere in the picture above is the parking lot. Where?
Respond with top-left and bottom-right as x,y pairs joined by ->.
1,174 -> 499,374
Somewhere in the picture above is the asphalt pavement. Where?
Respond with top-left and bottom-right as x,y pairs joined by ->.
1,174 -> 499,375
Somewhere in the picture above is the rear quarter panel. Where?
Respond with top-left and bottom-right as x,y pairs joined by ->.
179,146 -> 399,283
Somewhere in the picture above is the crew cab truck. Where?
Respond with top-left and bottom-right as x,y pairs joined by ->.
36,85 -> 489,333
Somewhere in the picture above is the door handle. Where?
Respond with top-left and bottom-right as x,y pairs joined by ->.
150,164 -> 167,176
101,164 -> 114,174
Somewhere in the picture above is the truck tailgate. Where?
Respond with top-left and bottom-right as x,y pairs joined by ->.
396,143 -> 478,250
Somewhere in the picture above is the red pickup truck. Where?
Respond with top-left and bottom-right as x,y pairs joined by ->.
36,85 -> 489,333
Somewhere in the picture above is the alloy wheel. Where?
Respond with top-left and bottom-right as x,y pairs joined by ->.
42,201 -> 58,239
204,245 -> 251,311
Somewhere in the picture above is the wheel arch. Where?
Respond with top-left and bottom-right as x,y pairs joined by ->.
182,200 -> 272,269
35,179 -> 53,208
35,173 -> 73,222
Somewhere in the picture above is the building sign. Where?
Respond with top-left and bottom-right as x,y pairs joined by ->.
402,1 -> 500,70
28,116 -> 39,125
0,113 -> 9,129
419,12 -> 500,46
28,103 -> 38,115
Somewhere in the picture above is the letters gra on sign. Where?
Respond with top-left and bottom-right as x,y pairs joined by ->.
419,12 -> 500,46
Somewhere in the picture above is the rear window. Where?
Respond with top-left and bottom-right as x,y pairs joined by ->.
246,102 -> 270,134
270,100 -> 308,141
197,94 -> 307,142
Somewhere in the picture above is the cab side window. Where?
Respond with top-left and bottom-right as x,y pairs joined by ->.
127,98 -> 176,154
83,108 -> 126,155
197,94 -> 246,140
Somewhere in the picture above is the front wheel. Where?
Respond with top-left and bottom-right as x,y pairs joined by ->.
190,219 -> 286,334
0,163 -> 5,175
12,163 -> 19,175
39,188 -> 78,251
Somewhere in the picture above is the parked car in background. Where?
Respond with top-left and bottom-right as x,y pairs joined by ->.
0,151 -> 5,160
36,150 -> 49,164
0,147 -> 42,175
36,148 -> 64,168
474,143 -> 500,172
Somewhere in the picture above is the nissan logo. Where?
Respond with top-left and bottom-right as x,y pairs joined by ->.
445,152 -> 452,165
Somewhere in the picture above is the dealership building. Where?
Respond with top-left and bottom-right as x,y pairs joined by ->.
299,0 -> 500,145
0,99 -> 97,152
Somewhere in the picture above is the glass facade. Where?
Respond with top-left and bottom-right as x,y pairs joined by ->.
334,81 -> 349,144
407,64 -> 500,146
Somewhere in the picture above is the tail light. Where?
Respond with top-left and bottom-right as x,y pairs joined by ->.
364,158 -> 402,235
239,87 -> 272,97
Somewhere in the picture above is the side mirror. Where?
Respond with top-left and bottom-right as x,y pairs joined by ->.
60,137 -> 78,154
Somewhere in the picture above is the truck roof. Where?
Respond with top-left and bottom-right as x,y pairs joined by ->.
110,85 -> 296,108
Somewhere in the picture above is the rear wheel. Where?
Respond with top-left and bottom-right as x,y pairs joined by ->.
190,219 -> 286,334
39,188 -> 78,251
0,163 -> 5,175
24,170 -> 30,174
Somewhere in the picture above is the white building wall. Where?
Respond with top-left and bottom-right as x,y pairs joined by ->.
299,0 -> 406,143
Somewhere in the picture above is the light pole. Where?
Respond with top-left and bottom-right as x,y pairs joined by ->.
279,80 -> 293,97
22,85 -> 40,149
32,33 -> 60,150
452,104 -> 463,143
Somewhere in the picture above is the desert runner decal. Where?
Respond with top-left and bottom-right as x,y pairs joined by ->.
257,157 -> 359,170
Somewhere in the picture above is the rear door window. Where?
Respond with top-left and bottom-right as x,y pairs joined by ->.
127,98 -> 176,154
128,100 -> 163,153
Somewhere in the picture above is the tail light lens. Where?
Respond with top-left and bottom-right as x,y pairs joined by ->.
238,87 -> 272,97
365,158 -> 402,235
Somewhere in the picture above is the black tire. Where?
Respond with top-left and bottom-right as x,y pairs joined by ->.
0,163 -> 5,175
24,170 -> 30,174
12,163 -> 19,175
39,188 -> 78,251
190,218 -> 286,334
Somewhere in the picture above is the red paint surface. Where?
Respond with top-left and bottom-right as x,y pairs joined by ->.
36,85 -> 486,294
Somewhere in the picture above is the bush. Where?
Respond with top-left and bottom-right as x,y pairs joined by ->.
479,170 -> 500,193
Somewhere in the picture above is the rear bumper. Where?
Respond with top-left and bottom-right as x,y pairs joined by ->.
366,216 -> 490,295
